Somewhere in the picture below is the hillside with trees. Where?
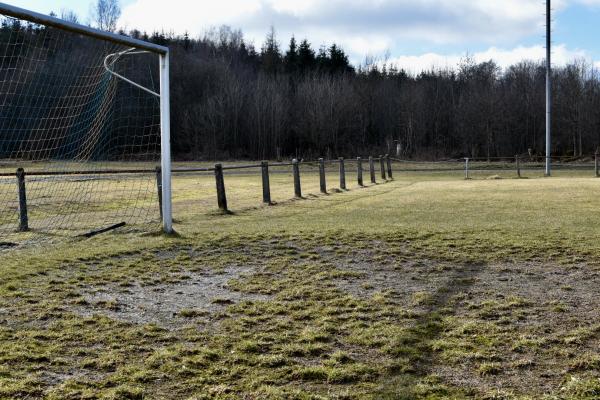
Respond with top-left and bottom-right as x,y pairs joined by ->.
147,26 -> 600,161
137,27 -> 600,159
3,11 -> 600,161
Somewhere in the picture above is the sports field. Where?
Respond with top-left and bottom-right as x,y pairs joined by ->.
1,170 -> 599,399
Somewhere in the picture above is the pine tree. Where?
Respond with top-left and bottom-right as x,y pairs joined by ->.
183,31 -> 191,51
328,44 -> 353,74
316,46 -> 329,70
297,39 -> 316,73
284,36 -> 299,73
260,26 -> 282,74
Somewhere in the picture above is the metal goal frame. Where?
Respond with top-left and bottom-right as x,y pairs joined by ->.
0,2 -> 173,233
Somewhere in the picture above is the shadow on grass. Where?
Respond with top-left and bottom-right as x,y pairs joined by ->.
376,263 -> 484,399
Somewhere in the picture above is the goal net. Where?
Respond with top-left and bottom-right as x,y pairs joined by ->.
0,5 -> 170,237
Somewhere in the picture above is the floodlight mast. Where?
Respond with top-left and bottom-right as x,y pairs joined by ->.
546,0 -> 552,176
0,1 -> 173,233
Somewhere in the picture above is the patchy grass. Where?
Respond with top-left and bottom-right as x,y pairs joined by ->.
1,171 -> 600,398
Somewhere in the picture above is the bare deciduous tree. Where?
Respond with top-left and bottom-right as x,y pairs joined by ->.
90,0 -> 121,32
60,9 -> 79,24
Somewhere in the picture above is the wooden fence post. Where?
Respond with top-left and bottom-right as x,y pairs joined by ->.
357,157 -> 364,186
515,155 -> 521,178
319,158 -> 327,194
596,152 -> 599,178
379,155 -> 386,180
261,161 -> 271,204
386,155 -> 393,179
214,164 -> 228,212
339,157 -> 346,190
155,166 -> 163,219
16,168 -> 28,232
369,156 -> 376,184
293,159 -> 302,198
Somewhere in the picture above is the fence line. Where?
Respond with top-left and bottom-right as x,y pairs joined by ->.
6,152 -> 600,231
8,155 -> 394,227
390,156 -> 600,176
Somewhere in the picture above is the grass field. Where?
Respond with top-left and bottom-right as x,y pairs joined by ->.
1,168 -> 600,399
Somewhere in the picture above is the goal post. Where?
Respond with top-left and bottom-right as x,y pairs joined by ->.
159,52 -> 172,233
0,2 -> 173,235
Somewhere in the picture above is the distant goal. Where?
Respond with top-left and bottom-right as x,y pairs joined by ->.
0,3 -> 172,237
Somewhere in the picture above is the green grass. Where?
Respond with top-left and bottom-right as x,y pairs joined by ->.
1,169 -> 600,398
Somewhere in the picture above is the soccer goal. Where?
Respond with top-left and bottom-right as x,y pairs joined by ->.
0,2 -> 172,236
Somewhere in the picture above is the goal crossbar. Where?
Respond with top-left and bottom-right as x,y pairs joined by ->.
0,2 -> 168,54
0,2 -> 173,234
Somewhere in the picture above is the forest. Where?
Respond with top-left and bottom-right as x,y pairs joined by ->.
144,26 -> 600,161
3,13 -> 600,161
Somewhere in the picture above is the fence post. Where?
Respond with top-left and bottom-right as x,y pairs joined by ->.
379,155 -> 386,180
16,168 -> 28,232
261,161 -> 271,204
515,155 -> 521,178
293,159 -> 302,198
386,155 -> 393,179
596,152 -> 599,178
339,157 -> 346,190
369,156 -> 376,184
319,158 -> 327,194
464,158 -> 470,180
155,166 -> 163,219
357,157 -> 364,186
214,164 -> 228,212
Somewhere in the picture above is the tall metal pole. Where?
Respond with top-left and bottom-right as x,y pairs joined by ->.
160,52 -> 173,233
546,0 -> 552,176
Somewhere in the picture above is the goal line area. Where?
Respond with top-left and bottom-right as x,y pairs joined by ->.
0,3 -> 172,236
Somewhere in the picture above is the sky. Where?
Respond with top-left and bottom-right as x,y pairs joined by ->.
8,0 -> 600,73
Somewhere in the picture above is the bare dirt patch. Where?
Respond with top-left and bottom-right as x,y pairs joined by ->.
76,266 -> 270,327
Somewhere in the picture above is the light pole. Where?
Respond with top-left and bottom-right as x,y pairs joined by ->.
546,0 -> 552,176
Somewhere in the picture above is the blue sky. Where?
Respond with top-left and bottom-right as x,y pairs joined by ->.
9,0 -> 600,72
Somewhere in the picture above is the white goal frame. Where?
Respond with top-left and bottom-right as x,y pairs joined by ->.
0,2 -> 173,233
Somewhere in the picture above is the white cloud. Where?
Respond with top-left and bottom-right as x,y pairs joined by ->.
385,44 -> 593,74
119,0 -> 549,56
117,0 -> 600,71
119,0 -> 263,33
576,0 -> 600,6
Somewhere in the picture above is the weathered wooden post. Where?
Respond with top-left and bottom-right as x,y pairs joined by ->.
596,152 -> 599,178
386,155 -> 393,179
319,158 -> 327,194
292,159 -> 302,198
339,157 -> 346,190
214,164 -> 228,212
155,167 -> 163,219
464,158 -> 470,180
16,168 -> 28,232
516,155 -> 521,178
379,155 -> 386,180
261,161 -> 271,204
369,156 -> 376,184
357,157 -> 364,186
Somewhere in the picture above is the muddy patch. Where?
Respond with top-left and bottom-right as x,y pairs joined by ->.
77,266 -> 270,328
